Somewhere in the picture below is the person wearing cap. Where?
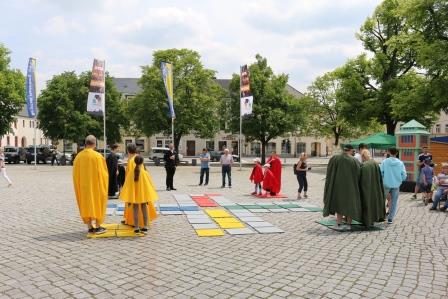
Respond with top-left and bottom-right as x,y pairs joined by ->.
380,147 -> 407,224
323,144 -> 362,230
106,144 -> 120,197
250,158 -> 263,195
198,148 -> 210,186
262,163 -> 278,196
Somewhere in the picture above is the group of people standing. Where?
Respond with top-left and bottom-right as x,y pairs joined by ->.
249,152 -> 282,196
323,144 -> 407,230
72,135 -> 158,235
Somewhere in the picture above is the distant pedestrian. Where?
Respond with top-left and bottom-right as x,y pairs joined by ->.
420,159 -> 434,205
354,143 -> 368,164
106,144 -> 119,197
413,146 -> 432,199
117,159 -> 126,191
51,146 -> 60,166
163,143 -> 179,191
429,163 -> 448,212
250,158 -> 263,195
198,148 -> 210,186
220,149 -> 233,188
295,152 -> 310,199
380,147 -> 407,224
0,149 -> 12,187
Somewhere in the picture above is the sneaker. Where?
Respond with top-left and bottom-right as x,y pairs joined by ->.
440,206 -> 447,212
134,228 -> 142,234
141,227 -> 148,232
387,219 -> 393,224
251,192 -> 257,195
171,188 -> 177,191
297,194 -> 302,200
429,207 -> 437,211
94,227 -> 107,235
198,183 -> 202,186
204,183 -> 208,186
88,228 -> 95,234
304,194 -> 308,198
166,187 -> 171,191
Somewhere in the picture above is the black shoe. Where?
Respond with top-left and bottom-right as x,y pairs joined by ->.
166,187 -> 171,191
441,206 -> 447,212
429,207 -> 437,211
141,227 -> 148,232
204,183 -> 208,186
88,228 -> 95,234
171,188 -> 177,191
198,183 -> 202,186
94,227 -> 107,235
121,220 -> 126,224
134,228 -> 143,234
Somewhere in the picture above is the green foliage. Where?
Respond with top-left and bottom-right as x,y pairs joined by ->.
228,54 -> 303,163
128,48 -> 223,150
0,44 -> 25,137
38,71 -> 128,144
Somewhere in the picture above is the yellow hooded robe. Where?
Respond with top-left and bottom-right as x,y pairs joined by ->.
120,155 -> 158,225
72,148 -> 109,225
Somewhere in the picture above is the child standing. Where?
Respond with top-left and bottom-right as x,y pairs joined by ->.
262,163 -> 278,196
421,159 -> 434,205
119,143 -> 158,234
249,158 -> 263,195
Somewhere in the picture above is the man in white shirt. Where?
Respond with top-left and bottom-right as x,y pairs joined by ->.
354,143 -> 368,164
220,149 -> 234,188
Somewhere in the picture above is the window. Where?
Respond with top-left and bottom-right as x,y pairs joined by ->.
22,120 -> 25,127
218,141 -> 227,151
136,139 -> 145,152
435,124 -> 441,134
156,140 -> 163,147
400,135 -> 414,144
206,140 -> 215,151
296,142 -> 306,154
29,120 -> 32,128
445,124 -> 448,133
403,149 -> 413,157
420,135 -> 428,147
14,136 -> 18,147
6,136 -> 10,145
281,139 -> 291,154
267,142 -> 276,153
250,142 -> 261,156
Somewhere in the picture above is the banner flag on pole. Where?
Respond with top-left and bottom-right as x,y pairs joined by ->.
25,58 -> 37,118
240,64 -> 253,116
87,59 -> 106,116
161,61 -> 175,118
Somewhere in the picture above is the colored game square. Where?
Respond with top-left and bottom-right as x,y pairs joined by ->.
254,227 -> 284,234
231,211 -> 255,217
214,218 -> 241,224
160,211 -> 183,215
183,211 -> 206,215
246,221 -> 275,228
288,208 -> 311,212
102,223 -> 118,230
195,229 -> 225,237
117,224 -> 134,230
269,209 -> 290,213
278,204 -> 301,209
225,228 -> 257,235
238,216 -> 264,222
87,230 -> 116,238
216,222 -> 245,229
116,230 -> 145,237
107,203 -> 117,208
180,206 -> 199,211
225,205 -> 246,210
159,207 -> 181,211
191,223 -> 219,229
106,208 -> 116,216
240,205 -> 264,209
304,207 -> 323,212
205,209 -> 232,218
188,218 -> 214,224
248,209 -> 271,213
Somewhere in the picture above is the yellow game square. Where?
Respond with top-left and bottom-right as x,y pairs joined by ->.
205,209 -> 231,218
217,222 -> 245,229
87,230 -> 116,238
195,229 -> 225,237
117,224 -> 134,230
102,223 -> 118,230
116,230 -> 145,237
214,217 -> 240,224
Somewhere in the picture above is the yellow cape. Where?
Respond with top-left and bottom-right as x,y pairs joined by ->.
119,155 -> 159,204
72,148 -> 108,224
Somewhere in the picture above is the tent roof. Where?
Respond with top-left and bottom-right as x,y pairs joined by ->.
431,136 -> 448,144
397,119 -> 430,135
346,133 -> 396,149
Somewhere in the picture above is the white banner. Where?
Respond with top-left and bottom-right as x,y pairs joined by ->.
240,95 -> 253,116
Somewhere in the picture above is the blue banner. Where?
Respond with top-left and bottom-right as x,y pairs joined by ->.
25,58 -> 37,118
161,62 -> 175,118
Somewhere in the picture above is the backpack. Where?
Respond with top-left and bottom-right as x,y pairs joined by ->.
293,164 -> 298,175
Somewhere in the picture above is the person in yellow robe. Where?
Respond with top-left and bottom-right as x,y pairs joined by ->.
120,143 -> 158,233
72,135 -> 109,234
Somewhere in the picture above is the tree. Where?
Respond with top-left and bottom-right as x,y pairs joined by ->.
0,44 -> 25,137
228,54 -> 304,164
38,71 -> 128,145
336,0 -> 438,135
304,71 -> 382,146
128,49 -> 223,150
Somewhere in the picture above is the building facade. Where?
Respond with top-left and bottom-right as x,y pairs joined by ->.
0,108 -> 48,148
113,78 -> 330,157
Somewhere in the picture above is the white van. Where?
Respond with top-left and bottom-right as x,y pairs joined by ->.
150,147 -> 184,161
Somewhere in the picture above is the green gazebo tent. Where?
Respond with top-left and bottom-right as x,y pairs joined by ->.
346,133 -> 396,150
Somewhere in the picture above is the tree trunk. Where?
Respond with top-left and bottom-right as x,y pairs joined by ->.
174,134 -> 182,153
386,121 -> 396,136
260,140 -> 267,165
334,133 -> 340,146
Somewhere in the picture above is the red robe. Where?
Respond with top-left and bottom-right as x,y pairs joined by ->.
263,168 -> 280,194
267,156 -> 282,192
250,164 -> 263,183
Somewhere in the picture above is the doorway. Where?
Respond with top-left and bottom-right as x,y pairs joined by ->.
187,140 -> 196,156
311,142 -> 321,157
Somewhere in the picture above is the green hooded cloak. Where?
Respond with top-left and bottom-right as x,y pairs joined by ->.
360,160 -> 386,227
323,153 -> 362,221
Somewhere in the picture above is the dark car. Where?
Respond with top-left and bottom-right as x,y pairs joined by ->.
3,146 -> 27,164
25,145 -> 53,164
95,148 -> 125,160
209,151 -> 239,162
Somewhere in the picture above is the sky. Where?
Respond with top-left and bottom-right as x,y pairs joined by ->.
0,0 -> 382,93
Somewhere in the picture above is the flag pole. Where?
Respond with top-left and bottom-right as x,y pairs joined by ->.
103,61 -> 107,158
239,66 -> 242,171
33,58 -> 37,169
172,117 -> 174,147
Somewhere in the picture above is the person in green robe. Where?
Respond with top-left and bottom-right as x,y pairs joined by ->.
323,144 -> 362,230
360,149 -> 386,227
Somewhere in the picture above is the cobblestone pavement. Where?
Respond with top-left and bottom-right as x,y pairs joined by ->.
1,164 -> 447,299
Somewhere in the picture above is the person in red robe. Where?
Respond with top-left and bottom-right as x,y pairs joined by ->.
262,164 -> 280,196
250,158 -> 263,195
266,151 -> 282,194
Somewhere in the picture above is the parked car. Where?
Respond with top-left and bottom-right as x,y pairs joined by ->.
149,147 -> 184,162
3,146 -> 27,164
209,151 -> 239,162
95,148 -> 125,160
25,145 -> 52,164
